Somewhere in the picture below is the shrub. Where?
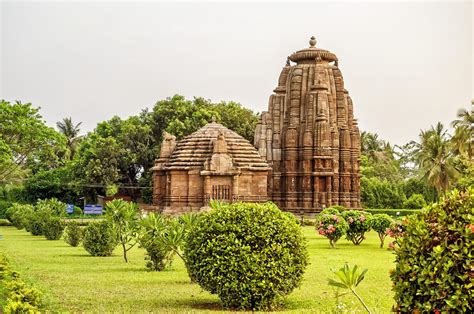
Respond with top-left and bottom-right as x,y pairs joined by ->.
27,212 -> 45,236
184,202 -> 308,310
315,212 -> 349,248
370,214 -> 393,248
0,200 -> 12,219
391,188 -> 473,312
5,279 -> 42,307
82,220 -> 118,256
5,300 -> 38,313
320,206 -> 343,215
43,216 -> 65,240
64,221 -> 83,247
365,208 -> 420,218
329,205 -> 347,212
35,198 -> 67,217
341,210 -> 372,245
8,204 -> 34,230
72,206 -> 82,216
402,193 -> 427,209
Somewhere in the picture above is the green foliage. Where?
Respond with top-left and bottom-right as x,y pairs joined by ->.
139,213 -> 174,271
320,206 -> 343,215
391,189 -> 473,312
0,100 -> 66,184
316,212 -> 349,248
402,193 -> 427,209
42,216 -> 65,240
364,208 -> 420,218
361,177 -> 406,209
82,220 -> 118,257
64,221 -> 83,247
35,198 -> 67,217
328,264 -> 371,313
22,167 -> 78,204
369,214 -> 393,248
184,202 -> 308,310
0,199 -> 12,218
341,211 -> 372,245
7,203 -> 34,229
105,199 -> 140,262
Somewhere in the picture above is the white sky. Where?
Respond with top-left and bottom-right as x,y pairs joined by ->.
1,1 -> 473,145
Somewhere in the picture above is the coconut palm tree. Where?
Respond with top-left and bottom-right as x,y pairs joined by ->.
410,122 -> 459,195
56,117 -> 82,160
450,104 -> 473,159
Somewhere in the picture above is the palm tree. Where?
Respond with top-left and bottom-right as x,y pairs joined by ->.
410,122 -> 459,195
57,117 -> 82,160
450,104 -> 473,159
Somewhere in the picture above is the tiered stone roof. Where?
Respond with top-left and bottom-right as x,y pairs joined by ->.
164,122 -> 270,171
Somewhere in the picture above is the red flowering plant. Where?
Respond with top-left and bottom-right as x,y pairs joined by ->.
385,219 -> 407,249
315,209 -> 349,248
341,210 -> 373,245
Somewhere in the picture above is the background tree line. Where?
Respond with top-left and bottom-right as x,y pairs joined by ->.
0,96 -> 472,211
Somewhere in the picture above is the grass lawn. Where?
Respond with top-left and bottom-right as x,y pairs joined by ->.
0,226 -> 395,313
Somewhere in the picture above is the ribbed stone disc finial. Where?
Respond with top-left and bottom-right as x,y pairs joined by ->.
309,36 -> 317,47
211,115 -> 216,123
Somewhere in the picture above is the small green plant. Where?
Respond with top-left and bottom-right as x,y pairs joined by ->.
369,214 -> 393,248
64,221 -> 83,247
105,199 -> 140,262
316,212 -> 349,248
341,210 -> 372,245
328,264 -> 371,313
139,213 -> 174,271
82,220 -> 118,256
43,216 -> 66,240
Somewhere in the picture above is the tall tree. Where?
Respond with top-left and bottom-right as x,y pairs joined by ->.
0,100 -> 63,183
410,122 -> 459,195
450,104 -> 473,159
57,117 -> 82,160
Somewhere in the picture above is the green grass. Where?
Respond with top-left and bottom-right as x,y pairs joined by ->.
0,226 -> 396,313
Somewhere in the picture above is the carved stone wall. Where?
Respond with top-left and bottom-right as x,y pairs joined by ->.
151,121 -> 270,214
254,36 -> 361,214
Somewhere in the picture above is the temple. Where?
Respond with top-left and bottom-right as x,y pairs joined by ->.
254,36 -> 361,214
152,36 -> 361,215
151,119 -> 270,214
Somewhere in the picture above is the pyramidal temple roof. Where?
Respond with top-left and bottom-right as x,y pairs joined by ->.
164,122 -> 270,171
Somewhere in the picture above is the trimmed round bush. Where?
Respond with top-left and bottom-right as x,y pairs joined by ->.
82,220 -> 118,256
27,212 -> 45,236
391,188 -> 473,312
64,221 -> 83,247
184,202 -> 308,310
43,217 -> 65,240
341,210 -> 372,245
370,213 -> 393,248
315,212 -> 348,248
402,193 -> 427,209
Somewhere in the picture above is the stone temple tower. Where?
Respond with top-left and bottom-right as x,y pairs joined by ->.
254,36 -> 361,214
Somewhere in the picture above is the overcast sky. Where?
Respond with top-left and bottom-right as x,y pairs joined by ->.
1,1 -> 472,145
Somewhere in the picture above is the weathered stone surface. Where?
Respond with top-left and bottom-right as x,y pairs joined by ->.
254,36 -> 361,214
152,36 -> 361,215
151,121 -> 270,214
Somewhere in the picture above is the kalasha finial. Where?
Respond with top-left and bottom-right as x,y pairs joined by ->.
309,36 -> 317,47
211,115 -> 217,123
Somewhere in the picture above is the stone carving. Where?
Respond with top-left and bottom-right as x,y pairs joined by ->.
151,121 -> 270,214
254,36 -> 361,214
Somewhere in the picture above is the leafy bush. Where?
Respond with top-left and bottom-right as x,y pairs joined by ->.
43,216 -> 65,240
391,189 -> 473,312
370,214 -> 393,248
8,204 -> 34,230
72,206 -> 82,216
329,205 -> 347,212
5,300 -> 38,313
82,220 -> 118,256
0,200 -> 12,219
316,212 -> 349,248
5,279 -> 42,307
64,221 -> 83,247
320,206 -> 343,215
184,202 -> 308,310
341,210 -> 372,245
35,198 -> 67,217
402,193 -> 427,209
27,212 -> 46,236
